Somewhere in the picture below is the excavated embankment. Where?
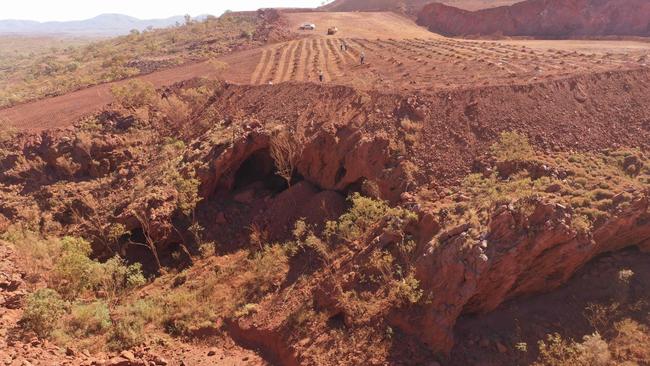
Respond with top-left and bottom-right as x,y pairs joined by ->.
417,0 -> 650,38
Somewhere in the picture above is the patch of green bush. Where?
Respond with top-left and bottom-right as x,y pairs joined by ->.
22,289 -> 67,337
52,237 -> 146,300
490,131 -> 535,162
64,301 -> 112,338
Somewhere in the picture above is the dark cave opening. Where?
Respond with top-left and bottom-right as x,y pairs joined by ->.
233,148 -> 290,193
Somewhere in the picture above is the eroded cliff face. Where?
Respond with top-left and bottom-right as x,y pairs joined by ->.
417,0 -> 650,37
396,194 -> 650,353
2,78 -> 650,364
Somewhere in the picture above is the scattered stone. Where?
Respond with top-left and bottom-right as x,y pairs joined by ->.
151,355 -> 168,365
119,351 -> 135,362
496,342 -> 508,353
106,357 -> 130,366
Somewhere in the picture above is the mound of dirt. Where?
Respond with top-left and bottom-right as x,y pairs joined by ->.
417,0 -> 650,38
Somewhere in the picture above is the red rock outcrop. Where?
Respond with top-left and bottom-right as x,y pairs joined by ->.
417,0 -> 650,37
395,193 -> 650,353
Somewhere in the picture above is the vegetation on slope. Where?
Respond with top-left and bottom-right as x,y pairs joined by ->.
1,81 -> 649,364
0,14 -> 260,108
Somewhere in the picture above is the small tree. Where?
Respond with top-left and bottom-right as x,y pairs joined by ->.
269,129 -> 304,187
131,210 -> 162,271
111,80 -> 158,111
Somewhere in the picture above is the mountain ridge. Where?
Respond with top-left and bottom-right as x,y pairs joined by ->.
0,13 -> 209,36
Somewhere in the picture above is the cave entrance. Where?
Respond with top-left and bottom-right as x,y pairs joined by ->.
233,148 -> 288,193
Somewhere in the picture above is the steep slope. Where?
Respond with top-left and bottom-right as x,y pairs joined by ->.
417,0 -> 650,38
2,74 -> 650,364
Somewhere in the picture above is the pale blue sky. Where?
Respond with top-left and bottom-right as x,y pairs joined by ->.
1,0 -> 331,22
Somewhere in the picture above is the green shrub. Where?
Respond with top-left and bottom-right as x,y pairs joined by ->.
392,273 -> 423,305
534,332 -> 611,366
93,256 -> 146,298
22,289 -> 67,337
491,131 -> 535,162
330,193 -> 411,242
109,300 -> 159,350
50,236 -> 146,299
111,80 -> 157,110
167,168 -> 200,216
0,120 -> 16,143
64,301 -> 111,338
161,289 -> 215,336
52,237 -> 97,299
245,244 -> 289,299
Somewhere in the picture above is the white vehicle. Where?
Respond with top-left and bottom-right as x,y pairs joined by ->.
300,23 -> 316,31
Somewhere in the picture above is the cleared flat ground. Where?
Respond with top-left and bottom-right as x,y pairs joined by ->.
501,39 -> 650,53
283,12 -> 437,39
2,11 -> 650,131
240,37 -> 650,89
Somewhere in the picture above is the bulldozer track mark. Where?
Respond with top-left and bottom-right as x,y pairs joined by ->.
250,48 -> 272,85
284,40 -> 300,81
257,46 -> 278,85
327,39 -> 344,65
318,39 -> 336,81
274,41 -> 295,84
303,39 -> 315,82
309,39 -> 321,82
340,39 -> 360,63
294,39 -> 308,82
268,43 -> 289,83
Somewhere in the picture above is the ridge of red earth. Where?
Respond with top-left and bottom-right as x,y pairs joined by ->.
319,0 -> 525,13
417,0 -> 650,38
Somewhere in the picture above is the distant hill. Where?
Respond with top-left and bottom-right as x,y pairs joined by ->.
319,0 -> 523,13
0,14 -> 210,36
417,0 -> 650,37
